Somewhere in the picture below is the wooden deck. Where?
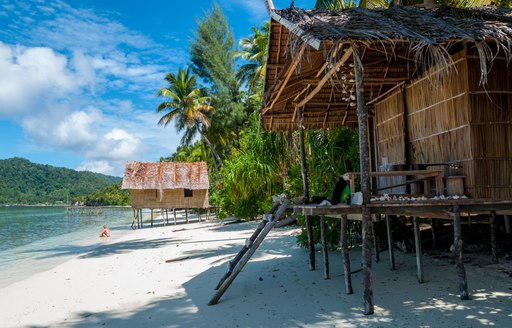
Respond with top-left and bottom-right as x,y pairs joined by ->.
295,199 -> 512,218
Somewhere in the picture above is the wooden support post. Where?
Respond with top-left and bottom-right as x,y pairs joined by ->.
372,220 -> 379,263
341,214 -> 353,294
297,107 -> 309,201
150,209 -> 154,227
306,215 -> 315,271
505,215 -> 511,234
320,216 -> 329,279
208,198 -> 290,305
490,211 -> 498,264
353,44 -> 374,315
173,209 -> 177,225
431,218 -> 438,250
198,208 -> 201,222
165,209 -> 169,225
139,209 -> 143,228
413,217 -> 424,283
385,215 -> 395,270
186,209 -> 189,224
451,206 -> 469,300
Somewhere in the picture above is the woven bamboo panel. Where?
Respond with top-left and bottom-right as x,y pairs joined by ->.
130,189 -> 209,209
375,90 -> 406,166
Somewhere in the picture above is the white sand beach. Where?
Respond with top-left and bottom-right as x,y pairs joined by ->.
0,219 -> 511,328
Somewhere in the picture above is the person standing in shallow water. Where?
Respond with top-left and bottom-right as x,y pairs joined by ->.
99,225 -> 110,237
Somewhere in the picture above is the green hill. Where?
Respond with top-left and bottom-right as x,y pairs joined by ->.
0,157 -> 121,204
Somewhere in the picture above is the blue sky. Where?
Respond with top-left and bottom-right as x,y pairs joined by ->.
0,0 -> 311,176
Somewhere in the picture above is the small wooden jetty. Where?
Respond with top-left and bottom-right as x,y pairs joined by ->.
65,206 -> 103,217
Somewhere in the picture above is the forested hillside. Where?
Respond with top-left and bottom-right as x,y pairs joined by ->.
0,157 -> 121,204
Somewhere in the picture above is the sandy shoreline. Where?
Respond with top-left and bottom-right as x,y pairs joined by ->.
0,219 -> 511,327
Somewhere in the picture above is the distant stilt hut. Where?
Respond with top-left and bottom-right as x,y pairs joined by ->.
121,162 -> 209,227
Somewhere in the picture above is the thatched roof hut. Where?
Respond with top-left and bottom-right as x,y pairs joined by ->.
262,5 -> 512,199
261,4 -> 512,313
121,161 -> 209,209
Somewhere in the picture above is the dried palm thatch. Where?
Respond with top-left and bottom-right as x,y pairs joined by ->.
121,162 -> 209,190
121,162 -> 210,209
262,5 -> 512,132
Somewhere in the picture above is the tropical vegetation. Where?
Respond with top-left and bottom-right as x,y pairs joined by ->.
0,157 -> 125,205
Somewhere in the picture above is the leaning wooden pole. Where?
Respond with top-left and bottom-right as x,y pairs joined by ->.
213,200 -> 281,290
208,197 -> 290,305
353,44 -> 374,315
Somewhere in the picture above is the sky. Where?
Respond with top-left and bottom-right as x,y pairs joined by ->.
0,0 -> 313,177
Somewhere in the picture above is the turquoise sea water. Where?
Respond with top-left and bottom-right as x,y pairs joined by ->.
0,206 -> 134,288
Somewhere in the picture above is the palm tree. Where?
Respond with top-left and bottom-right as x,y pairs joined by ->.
156,67 -> 224,168
236,21 -> 270,94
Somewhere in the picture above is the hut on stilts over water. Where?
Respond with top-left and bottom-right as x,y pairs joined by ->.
261,2 -> 512,315
121,161 -> 209,228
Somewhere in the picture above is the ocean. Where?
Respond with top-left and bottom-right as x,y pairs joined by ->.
0,206 -> 134,288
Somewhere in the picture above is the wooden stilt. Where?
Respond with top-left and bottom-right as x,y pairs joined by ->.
208,197 -> 290,305
166,209 -> 169,225
198,208 -> 201,222
140,209 -> 143,228
490,211 -> 498,264
353,44 -> 374,315
413,217 -> 424,283
341,214 -> 353,294
320,216 -> 329,279
306,215 -> 315,271
431,218 -> 438,249
150,209 -> 154,227
173,208 -> 177,225
186,209 -> 189,224
451,205 -> 469,300
505,215 -> 511,234
385,215 -> 395,270
372,220 -> 379,263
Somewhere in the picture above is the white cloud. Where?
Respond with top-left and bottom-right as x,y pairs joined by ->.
0,42 -> 80,116
0,1 -> 186,176
76,160 -> 114,175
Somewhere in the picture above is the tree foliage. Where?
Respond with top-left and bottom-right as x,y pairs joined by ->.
0,157 -> 121,204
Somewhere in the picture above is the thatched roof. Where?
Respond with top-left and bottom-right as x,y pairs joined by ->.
262,5 -> 512,132
121,162 -> 209,190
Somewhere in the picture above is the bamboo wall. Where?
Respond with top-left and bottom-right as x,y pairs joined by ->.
375,90 -> 407,193
129,189 -> 209,209
466,52 -> 512,199
374,49 -> 512,199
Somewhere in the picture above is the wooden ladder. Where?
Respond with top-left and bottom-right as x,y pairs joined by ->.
208,195 -> 290,305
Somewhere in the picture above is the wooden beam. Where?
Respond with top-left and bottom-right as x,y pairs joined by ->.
269,12 -> 321,50
262,45 -> 306,115
296,48 -> 354,109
